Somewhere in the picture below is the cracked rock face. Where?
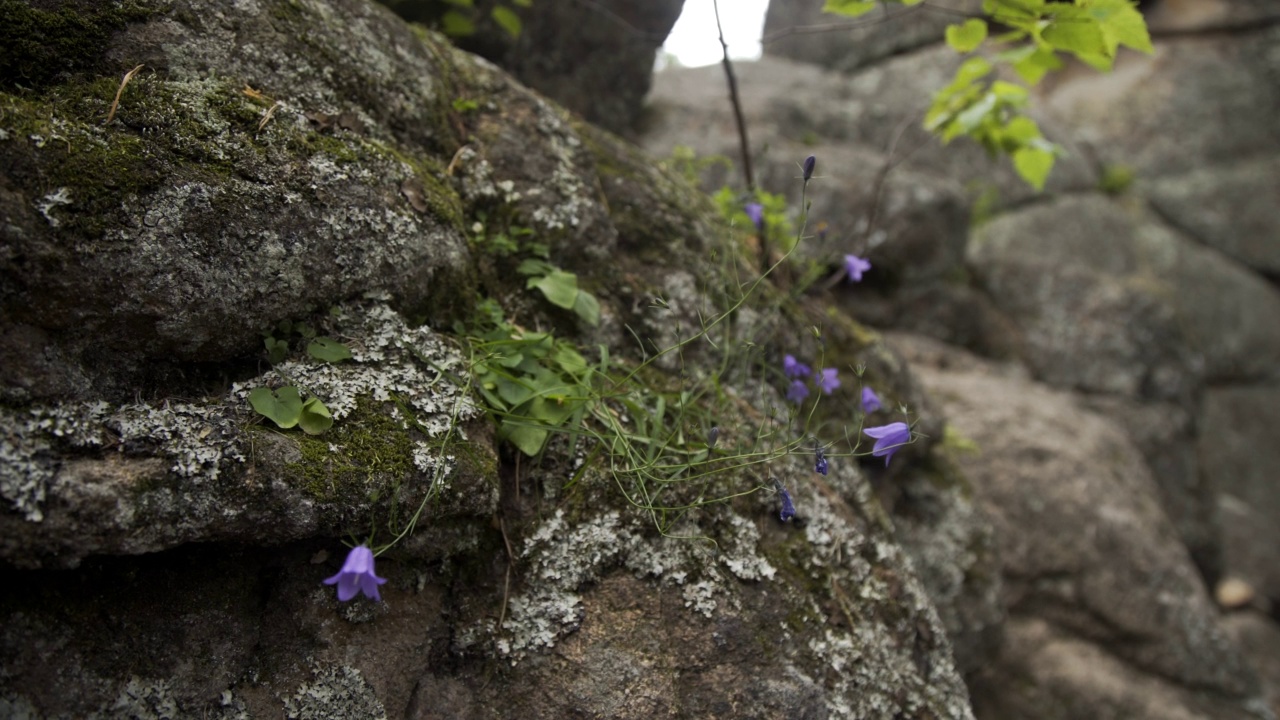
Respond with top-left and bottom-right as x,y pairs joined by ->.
0,1 -> 978,718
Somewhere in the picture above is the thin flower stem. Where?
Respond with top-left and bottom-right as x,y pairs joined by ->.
712,0 -> 756,197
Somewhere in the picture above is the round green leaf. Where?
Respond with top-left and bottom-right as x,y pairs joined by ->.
946,19 -> 988,53
307,337 -> 353,363
249,386 -> 303,429
299,397 -> 334,435
530,270 -> 580,310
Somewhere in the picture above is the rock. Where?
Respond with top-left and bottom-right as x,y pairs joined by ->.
970,194 -> 1280,393
379,0 -> 685,137
1144,0 -> 1280,34
1223,611 -> 1280,719
1199,385 -> 1280,601
1147,156 -> 1280,276
894,333 -> 1269,718
887,458 -> 1004,676
0,0 -> 980,717
763,0 -> 983,74
1041,25 -> 1280,180
1079,395 -> 1221,583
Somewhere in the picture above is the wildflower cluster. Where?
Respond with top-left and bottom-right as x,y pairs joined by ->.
783,354 -> 840,404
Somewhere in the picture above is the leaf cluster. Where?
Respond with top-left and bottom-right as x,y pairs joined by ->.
436,0 -> 533,39
827,0 -> 1153,190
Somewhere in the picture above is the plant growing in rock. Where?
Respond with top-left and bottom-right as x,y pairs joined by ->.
821,0 -> 1153,189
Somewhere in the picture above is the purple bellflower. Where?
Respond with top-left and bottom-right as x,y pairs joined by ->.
817,368 -> 840,395
844,254 -> 872,282
802,155 -> 817,182
707,426 -> 720,450
773,478 -> 796,522
814,442 -> 828,476
861,387 -> 882,413
863,422 -> 911,467
744,202 -> 764,230
783,354 -> 811,379
323,545 -> 387,602
787,380 -> 811,403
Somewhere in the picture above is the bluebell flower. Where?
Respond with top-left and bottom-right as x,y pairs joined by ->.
707,426 -> 720,449
773,478 -> 796,522
783,354 -> 811,379
814,443 -> 828,476
802,155 -> 817,182
817,368 -> 840,395
323,545 -> 387,602
744,202 -> 764,230
844,254 -> 872,282
863,422 -> 911,467
861,387 -> 882,413
786,379 -> 810,403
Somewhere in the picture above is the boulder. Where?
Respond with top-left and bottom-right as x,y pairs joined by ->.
1199,385 -> 1280,601
893,333 -> 1270,719
763,0 -> 982,74
379,0 -> 685,137
969,194 -> 1280,394
0,1 -> 979,717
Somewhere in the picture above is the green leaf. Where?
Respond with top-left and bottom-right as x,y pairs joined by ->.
298,397 -> 334,435
491,5 -> 522,38
307,337 -> 352,363
511,0 -> 533,6
529,270 -> 580,310
294,322 -> 316,339
516,258 -> 555,277
572,290 -> 600,327
945,19 -> 988,53
502,420 -> 548,456
1042,14 -> 1108,59
441,10 -> 475,36
1011,46 -> 1062,85
264,337 -> 289,364
497,377 -> 536,406
1100,4 -> 1153,54
551,344 -> 588,374
821,0 -> 876,17
1002,115 -> 1041,143
249,386 -> 303,429
1013,146 -> 1055,191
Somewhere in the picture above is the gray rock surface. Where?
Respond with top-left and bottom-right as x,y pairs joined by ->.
379,0 -> 685,137
1199,385 -> 1280,601
0,1 -> 979,717
763,0 -> 982,74
893,333 -> 1270,720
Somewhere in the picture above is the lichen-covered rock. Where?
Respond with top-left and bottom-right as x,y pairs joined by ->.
0,298 -> 495,568
0,0 -> 980,717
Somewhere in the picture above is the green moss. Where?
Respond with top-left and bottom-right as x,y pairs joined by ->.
0,0 -> 164,92
287,399 -> 420,506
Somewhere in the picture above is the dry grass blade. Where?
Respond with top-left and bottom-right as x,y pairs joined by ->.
105,64 -> 145,125
256,101 -> 283,134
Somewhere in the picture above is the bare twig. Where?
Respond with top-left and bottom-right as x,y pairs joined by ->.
712,0 -> 754,194
104,64 -> 145,125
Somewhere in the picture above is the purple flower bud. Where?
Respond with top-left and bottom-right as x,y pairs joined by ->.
802,155 -> 816,182
786,379 -> 810,404
744,202 -> 764,230
708,426 -> 720,449
783,354 -> 811,379
773,478 -> 796,522
844,254 -> 872,283
814,440 -> 829,475
323,545 -> 388,602
863,422 -> 911,467
817,368 -> 840,395
861,387 -> 882,413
